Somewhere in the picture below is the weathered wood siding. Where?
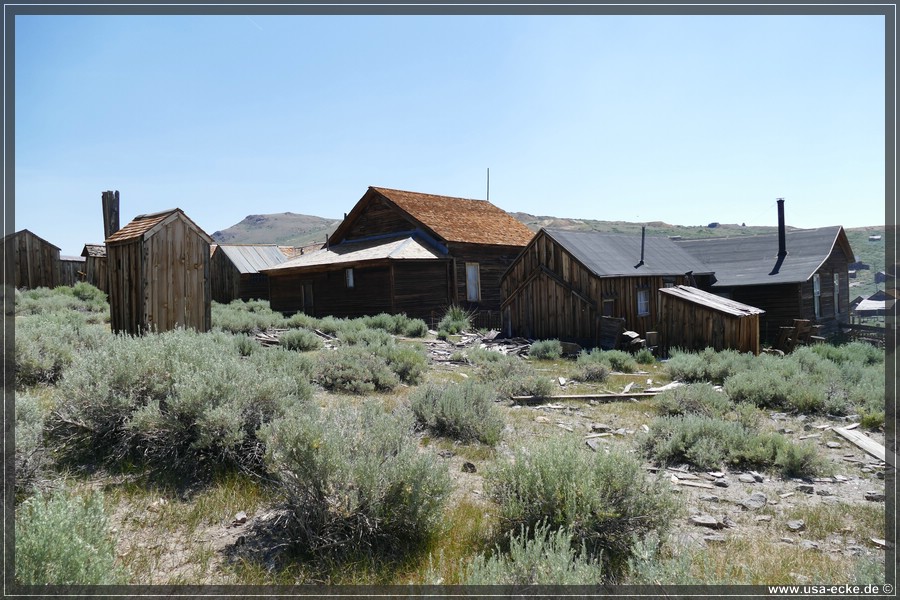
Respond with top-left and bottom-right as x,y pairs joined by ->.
59,259 -> 86,286
342,197 -> 417,241
269,260 -> 450,320
108,217 -> 210,334
210,250 -> 241,303
5,230 -> 60,289
107,239 -> 144,334
238,274 -> 271,302
84,256 -> 108,293
658,293 -> 761,355
501,231 -> 696,346
450,243 -> 523,312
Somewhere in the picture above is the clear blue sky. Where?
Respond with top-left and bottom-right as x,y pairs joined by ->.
13,13 -> 887,256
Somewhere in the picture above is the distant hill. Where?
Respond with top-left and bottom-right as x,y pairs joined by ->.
211,213 -> 341,247
213,210 -> 886,299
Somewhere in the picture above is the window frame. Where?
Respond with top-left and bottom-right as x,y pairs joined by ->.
637,288 -> 650,317
345,268 -> 355,289
813,273 -> 821,318
465,262 -> 481,302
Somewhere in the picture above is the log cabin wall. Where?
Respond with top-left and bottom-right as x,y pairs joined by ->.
59,258 -> 86,286
239,273 -> 271,302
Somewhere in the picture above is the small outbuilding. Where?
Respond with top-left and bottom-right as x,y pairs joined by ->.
59,255 -> 87,286
80,244 -> 108,293
105,208 -> 213,334
657,285 -> 765,355
210,244 -> 288,303
3,229 -> 61,289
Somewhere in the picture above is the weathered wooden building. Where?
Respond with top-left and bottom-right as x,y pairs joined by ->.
263,186 -> 535,322
4,229 -> 61,289
59,255 -> 87,286
80,244 -> 108,292
210,244 -> 288,303
500,228 -> 714,347
105,208 -> 213,334
657,285 -> 765,355
676,208 -> 853,343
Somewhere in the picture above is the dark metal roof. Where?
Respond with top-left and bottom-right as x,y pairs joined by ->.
675,226 -> 851,287
543,229 -> 713,277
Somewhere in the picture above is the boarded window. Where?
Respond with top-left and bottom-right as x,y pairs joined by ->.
813,273 -> 821,318
637,289 -> 650,316
602,299 -> 615,317
833,272 -> 840,315
466,263 -> 481,302
345,268 -> 354,289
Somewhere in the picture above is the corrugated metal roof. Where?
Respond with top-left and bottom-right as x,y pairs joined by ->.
358,187 -> 535,247
675,226 -> 849,287
81,244 -> 106,258
543,229 -> 714,277
262,235 -> 443,274
216,245 -> 288,274
659,285 -> 765,317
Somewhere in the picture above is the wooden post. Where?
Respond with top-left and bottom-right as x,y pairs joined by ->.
102,190 -> 120,240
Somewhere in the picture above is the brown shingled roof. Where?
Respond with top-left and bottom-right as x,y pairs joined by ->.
105,209 -> 213,244
336,187 -> 534,247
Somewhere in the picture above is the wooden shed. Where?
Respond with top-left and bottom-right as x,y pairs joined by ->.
263,186 -> 534,324
210,244 -> 288,303
676,220 -> 853,343
105,208 -> 213,334
80,244 -> 108,293
500,228 -> 714,347
59,255 -> 87,286
3,229 -> 61,289
657,285 -> 765,355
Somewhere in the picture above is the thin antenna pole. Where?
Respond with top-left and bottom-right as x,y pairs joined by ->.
486,168 -> 490,202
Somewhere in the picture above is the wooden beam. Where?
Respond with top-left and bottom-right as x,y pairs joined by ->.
833,426 -> 886,462
512,392 -> 658,403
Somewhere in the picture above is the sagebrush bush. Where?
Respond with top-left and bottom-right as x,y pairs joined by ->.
640,414 -> 826,478
410,380 -> 504,445
211,299 -> 287,333
315,346 -> 400,394
15,390 -> 49,500
665,348 -> 754,384
573,361 -> 610,383
577,349 -> 638,373
48,329 -> 312,473
15,284 -> 108,321
15,312 -> 109,387
362,312 -> 429,338
378,343 -> 429,385
279,328 -> 323,352
635,347 -> 656,364
477,355 -> 553,398
437,305 -> 471,338
260,402 -> 451,558
234,333 -> 260,356
655,383 -> 733,418
16,489 -> 125,585
529,339 -> 562,360
338,326 -> 394,347
485,436 -> 678,576
458,522 -> 603,585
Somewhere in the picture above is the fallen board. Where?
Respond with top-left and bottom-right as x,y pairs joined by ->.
833,426 -> 886,462
511,392 -> 658,402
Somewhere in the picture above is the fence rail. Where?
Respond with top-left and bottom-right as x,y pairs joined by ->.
839,323 -> 886,347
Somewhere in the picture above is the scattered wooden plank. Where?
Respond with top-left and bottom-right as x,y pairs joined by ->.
833,427 -> 886,462
512,392 -> 658,402
674,479 -> 716,490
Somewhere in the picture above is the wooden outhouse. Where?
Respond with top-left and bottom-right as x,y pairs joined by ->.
676,216 -> 853,343
80,244 -> 108,293
500,228 -> 714,347
3,229 -> 61,289
59,255 -> 87,286
210,244 -> 288,303
105,208 -> 213,334
657,285 -> 765,355
263,186 -> 535,324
